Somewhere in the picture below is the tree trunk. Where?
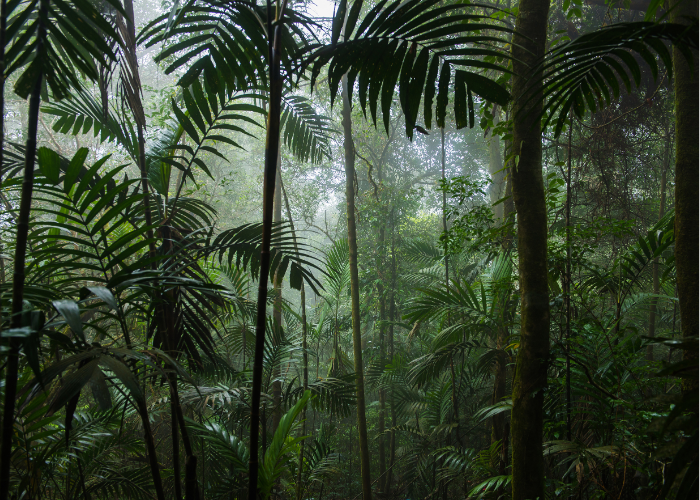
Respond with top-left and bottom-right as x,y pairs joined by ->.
0,1 -> 46,496
342,74 -> 373,500
377,166 -> 387,494
672,0 -> 699,392
509,0 -> 551,497
387,219 -> 397,499
272,155 -> 283,437
565,113 -> 573,442
672,0 -> 699,395
646,128 -> 671,361
487,108 -> 506,224
249,14 -> 284,499
280,176 -> 309,500
492,118 -> 514,475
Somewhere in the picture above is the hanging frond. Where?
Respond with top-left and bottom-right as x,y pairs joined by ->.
302,0 -> 513,138
288,374 -> 356,418
281,94 -> 334,163
208,222 -> 325,294
536,21 -> 699,136
8,0 -> 123,99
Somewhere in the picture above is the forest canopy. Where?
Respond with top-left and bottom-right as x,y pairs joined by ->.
0,0 -> 697,499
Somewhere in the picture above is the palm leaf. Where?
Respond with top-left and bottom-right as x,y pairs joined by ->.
302,0 -> 512,138
536,21 -> 698,136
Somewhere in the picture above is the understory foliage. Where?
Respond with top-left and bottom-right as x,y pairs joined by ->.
0,0 -> 696,499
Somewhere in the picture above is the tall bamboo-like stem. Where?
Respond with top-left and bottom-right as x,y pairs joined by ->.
341,74 -> 373,500
118,4 -> 168,496
565,115 -> 572,442
0,3 -> 46,498
441,128 -> 459,450
136,398 -> 166,500
493,125 -> 514,477
376,164 -> 387,493
120,0 -> 157,259
646,127 -> 671,361
0,0 -> 5,188
509,0 -> 550,496
172,385 -> 183,500
168,374 -> 198,500
0,0 -> 8,452
280,176 -> 308,500
249,6 -> 284,496
440,128 -> 449,283
386,208 -> 397,498
272,155 -> 283,437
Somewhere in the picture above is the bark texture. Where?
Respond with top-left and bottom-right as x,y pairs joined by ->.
509,0 -> 551,497
672,0 -> 698,394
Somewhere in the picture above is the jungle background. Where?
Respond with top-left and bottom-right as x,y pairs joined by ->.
0,0 -> 696,499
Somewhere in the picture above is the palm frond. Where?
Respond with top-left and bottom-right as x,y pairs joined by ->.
281,94 -> 334,163
537,21 -> 698,136
303,0 -> 512,138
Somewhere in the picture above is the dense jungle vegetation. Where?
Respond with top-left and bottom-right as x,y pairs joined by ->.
0,0 -> 697,498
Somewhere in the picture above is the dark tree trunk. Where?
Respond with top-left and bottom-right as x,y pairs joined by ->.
509,0 -> 551,497
672,0 -> 698,394
0,2 -> 46,496
249,13 -> 284,499
272,156 -> 283,437
342,74 -> 373,500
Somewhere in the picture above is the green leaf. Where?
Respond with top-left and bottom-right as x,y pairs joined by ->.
52,299 -> 84,341
98,355 -> 144,405
47,358 -> 100,414
64,147 -> 90,190
331,0 -> 347,44
436,61 -> 450,129
38,147 -> 61,184
85,286 -> 119,310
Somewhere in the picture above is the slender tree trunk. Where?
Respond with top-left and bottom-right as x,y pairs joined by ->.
119,4 -> 170,496
565,114 -> 573,442
0,0 -> 7,349
378,271 -> 387,494
249,6 -> 284,495
672,0 -> 698,395
646,127 -> 671,361
138,400 -> 167,500
487,108 -> 506,223
491,116 -> 513,475
441,128 -> 461,449
272,156 -> 283,437
342,74 -> 373,500
172,393 -> 183,500
0,2 -> 46,496
280,176 -> 309,500
0,0 -> 6,185
169,380 -> 198,500
441,128 -> 449,281
387,219 -> 397,500
377,166 -> 387,494
509,0 -> 551,497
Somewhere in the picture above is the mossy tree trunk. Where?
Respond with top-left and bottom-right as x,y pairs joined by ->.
509,0 -> 551,497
